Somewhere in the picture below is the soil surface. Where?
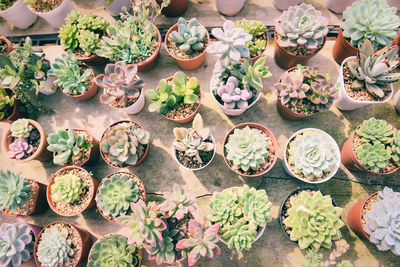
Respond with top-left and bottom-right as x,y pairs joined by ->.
175,139 -> 215,169
2,179 -> 37,216
104,87 -> 140,109
29,0 -> 63,13
276,33 -> 324,56
361,194 -> 378,229
163,101 -> 199,120
167,36 -> 206,60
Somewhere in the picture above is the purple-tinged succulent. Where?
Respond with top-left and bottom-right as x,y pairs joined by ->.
217,76 -> 252,109
159,184 -> 196,220
95,62 -> 145,106
306,79 -> 338,111
275,70 -> 309,105
8,138 -> 33,160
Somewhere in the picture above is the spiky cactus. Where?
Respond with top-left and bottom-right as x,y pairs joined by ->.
159,184 -> 196,220
356,118 -> 394,145
169,17 -> 207,52
0,170 -> 31,212
51,174 -> 85,204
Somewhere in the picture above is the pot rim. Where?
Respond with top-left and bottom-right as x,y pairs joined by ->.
350,192 -> 378,241
0,0 -> 22,14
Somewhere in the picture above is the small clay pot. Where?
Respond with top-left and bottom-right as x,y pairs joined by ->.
47,166 -> 99,216
156,0 -> 188,17
53,129 -> 99,167
346,192 -> 377,240
100,120 -> 150,168
0,36 -> 13,55
1,88 -> 21,123
390,29 -> 400,56
63,68 -> 98,101
223,123 -> 278,177
332,28 -> 358,65
1,119 -> 52,163
2,178 -> 48,218
341,131 -> 400,174
136,24 -> 162,72
75,53 -> 108,66
165,23 -> 209,70
34,221 -> 92,267
160,76 -> 201,124
96,171 -> 147,223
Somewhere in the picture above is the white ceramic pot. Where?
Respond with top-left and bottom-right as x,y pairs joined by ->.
107,89 -> 146,114
28,0 -> 74,29
325,0 -> 357,13
272,0 -> 302,11
100,0 -> 131,16
335,56 -> 394,110
214,0 -> 245,16
393,90 -> 400,114
40,76 -> 57,95
0,0 -> 37,29
283,128 -> 341,184
173,135 -> 216,171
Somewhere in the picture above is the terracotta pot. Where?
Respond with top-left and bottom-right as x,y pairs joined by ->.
165,23 -> 209,70
223,123 -> 278,177
1,88 -> 21,123
160,76 -> 201,124
34,222 -> 92,267
274,30 -> 326,69
332,28 -> 358,65
214,0 -> 245,16
100,120 -> 150,167
390,29 -> 400,56
156,0 -> 188,17
136,24 -> 162,72
272,0 -> 303,11
2,178 -> 48,218
24,223 -> 43,263
63,69 -> 98,101
47,166 -> 99,216
75,53 -> 108,66
1,119 -> 52,163
347,192 -> 377,240
96,171 -> 147,223
341,131 -> 400,174
0,36 -> 13,55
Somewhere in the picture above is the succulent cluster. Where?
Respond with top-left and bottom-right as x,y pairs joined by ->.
276,3 -> 329,50
225,126 -> 269,173
0,170 -> 31,212
0,87 -> 15,120
303,239 -> 353,267
51,174 -> 85,204
36,226 -> 74,267
159,184 -> 196,220
342,0 -> 399,50
59,11 -> 109,56
169,17 -> 207,53
47,50 -> 92,95
364,187 -> 400,256
146,71 -> 200,114
7,119 -> 36,160
235,19 -> 267,57
173,114 -> 214,164
346,39 -> 400,99
47,129 -> 93,165
283,190 -> 345,251
288,130 -> 339,180
96,173 -> 141,219
88,235 -> 141,267
208,185 -> 272,252
100,122 -> 150,166
217,76 -> 251,109
0,223 -> 34,267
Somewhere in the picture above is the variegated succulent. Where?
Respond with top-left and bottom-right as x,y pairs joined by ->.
159,184 -> 196,220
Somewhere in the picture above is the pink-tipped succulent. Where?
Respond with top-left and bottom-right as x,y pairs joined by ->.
176,219 -> 221,266
306,79 -> 338,111
217,76 -> 252,110
275,70 -> 309,105
95,62 -> 145,106
8,138 -> 33,159
159,184 -> 196,220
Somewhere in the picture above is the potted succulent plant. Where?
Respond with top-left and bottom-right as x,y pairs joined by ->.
0,87 -> 19,122
58,11 -> 109,65
0,223 -> 42,267
117,184 -> 221,266
302,239 -> 353,266
1,119 -> 52,163
165,17 -> 209,70
46,128 -> 99,166
96,0 -> 169,72
156,0 -> 186,17
95,171 -> 146,223
279,187 -> 345,251
100,0 -> 131,16
47,166 -> 99,216
146,71 -> 201,123
214,0 -> 244,16
48,51 -> 98,100
341,118 -> 400,174
335,39 -> 400,110
25,0 -> 74,29
100,120 -> 150,168
234,19 -> 268,63
172,114 -> 215,171
272,0 -> 302,10
347,187 -> 400,256
274,3 -> 329,70
95,62 -> 145,114
34,222 -> 92,267
325,0 -> 356,13
275,64 -> 338,120
283,128 -> 341,184
208,185 -> 272,253
0,35 -> 13,55
87,234 -> 143,267
0,170 -> 47,218
0,0 -> 37,29
223,123 -> 278,177
332,0 -> 399,65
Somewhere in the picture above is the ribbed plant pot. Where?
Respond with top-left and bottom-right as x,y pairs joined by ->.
136,24 -> 162,72
165,23 -> 209,70
1,88 -> 20,123
346,193 -> 377,240
0,36 -> 13,55
214,0 -> 245,16
1,119 -> 52,163
157,0 -> 188,17
0,0 -> 37,29
332,28 -> 358,65
63,69 -> 98,101
2,178 -> 48,218
34,222 -> 92,267
223,123 -> 278,177
27,0 -> 74,29
325,0 -> 356,13
75,53 -> 108,66
100,0 -> 131,16
272,0 -> 303,10
47,166 -> 99,216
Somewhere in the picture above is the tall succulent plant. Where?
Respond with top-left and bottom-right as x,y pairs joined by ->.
0,170 -> 31,212
51,174 -> 85,204
169,17 -> 207,52
159,184 -> 196,220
